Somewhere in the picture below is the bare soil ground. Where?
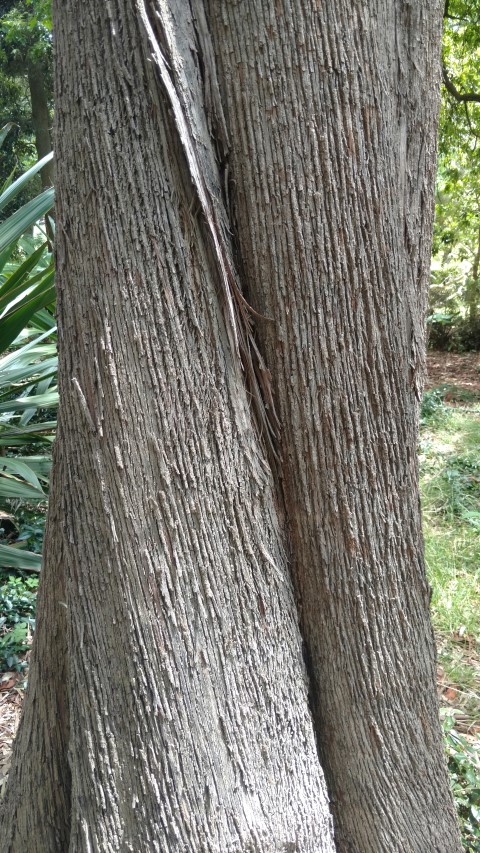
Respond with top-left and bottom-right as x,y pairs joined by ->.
0,673 -> 24,794
426,350 -> 480,397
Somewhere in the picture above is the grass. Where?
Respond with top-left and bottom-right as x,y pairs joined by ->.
420,389 -> 480,850
420,398 -> 480,644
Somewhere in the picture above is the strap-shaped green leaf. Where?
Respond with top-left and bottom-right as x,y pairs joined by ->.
0,189 -> 55,254
0,543 -> 41,571
0,457 -> 44,492
0,387 -> 58,413
0,153 -> 54,213
0,271 -> 55,353
0,243 -> 48,303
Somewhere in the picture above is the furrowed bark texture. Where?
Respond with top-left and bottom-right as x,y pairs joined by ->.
204,2 -> 461,851
1,2 -> 335,851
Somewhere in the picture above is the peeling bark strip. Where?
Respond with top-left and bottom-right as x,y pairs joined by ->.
0,1 -> 462,852
138,0 -> 280,457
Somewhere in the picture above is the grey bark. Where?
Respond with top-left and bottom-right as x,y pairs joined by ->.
0,1 -> 462,852
1,1 -> 334,851
204,1 -> 461,851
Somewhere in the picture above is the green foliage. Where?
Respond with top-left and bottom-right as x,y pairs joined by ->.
0,619 -> 28,669
0,323 -> 56,570
431,2 -> 480,342
0,138 -> 55,570
420,387 -> 446,425
0,571 -> 37,670
428,314 -> 480,352
421,403 -> 480,526
420,393 -> 480,849
0,0 -> 51,64
0,88 -> 37,209
10,503 -> 45,552
0,571 -> 37,625
0,1 -> 53,196
441,710 -> 480,851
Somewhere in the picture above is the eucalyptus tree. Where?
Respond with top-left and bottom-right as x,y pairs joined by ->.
0,2 -> 461,851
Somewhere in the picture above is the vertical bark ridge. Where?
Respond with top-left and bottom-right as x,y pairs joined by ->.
0,2 -> 336,850
139,0 -> 280,460
205,1 -> 461,850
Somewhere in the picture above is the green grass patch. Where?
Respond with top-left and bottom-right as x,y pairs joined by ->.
420,390 -> 480,850
420,404 -> 480,641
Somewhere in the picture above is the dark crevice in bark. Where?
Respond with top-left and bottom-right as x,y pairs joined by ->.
191,2 -> 286,483
300,639 -> 319,737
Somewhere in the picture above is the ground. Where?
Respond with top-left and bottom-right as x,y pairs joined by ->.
0,671 -> 23,796
425,350 -> 480,398
421,352 -> 480,742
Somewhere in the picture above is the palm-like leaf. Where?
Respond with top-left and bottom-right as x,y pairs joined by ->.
0,153 -> 54,214
0,543 -> 41,571
0,190 -> 55,255
0,152 -> 56,570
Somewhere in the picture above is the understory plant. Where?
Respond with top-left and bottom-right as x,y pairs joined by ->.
442,710 -> 480,852
0,571 -> 38,670
420,391 -> 480,851
0,142 -> 56,572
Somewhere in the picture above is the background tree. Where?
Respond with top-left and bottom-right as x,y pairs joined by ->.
431,0 -> 480,348
0,2 -> 461,851
0,0 -> 53,194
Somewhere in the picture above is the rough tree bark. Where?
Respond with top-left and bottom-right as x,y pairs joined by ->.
204,2 -> 461,850
0,1 -> 461,852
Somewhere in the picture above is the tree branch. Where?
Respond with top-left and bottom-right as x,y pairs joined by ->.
442,65 -> 480,103
443,0 -> 480,24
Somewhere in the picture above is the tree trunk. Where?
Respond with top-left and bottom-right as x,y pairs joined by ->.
27,63 -> 53,188
466,225 -> 480,322
204,2 -> 461,850
0,1 -> 461,852
1,2 -> 334,850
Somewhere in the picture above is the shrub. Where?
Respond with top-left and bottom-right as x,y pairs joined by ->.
0,572 -> 38,670
428,314 -> 480,352
442,710 -> 480,851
